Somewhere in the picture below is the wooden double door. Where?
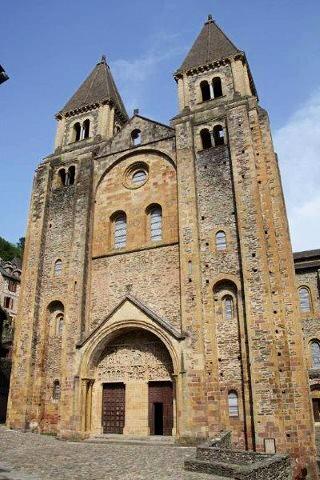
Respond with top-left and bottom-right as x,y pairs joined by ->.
102,381 -> 173,436
102,383 -> 125,434
148,381 -> 173,436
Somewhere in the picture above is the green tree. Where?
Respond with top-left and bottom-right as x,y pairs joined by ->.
0,236 -> 23,261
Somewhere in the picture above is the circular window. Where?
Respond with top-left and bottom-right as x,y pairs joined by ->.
132,170 -> 147,185
124,162 -> 149,189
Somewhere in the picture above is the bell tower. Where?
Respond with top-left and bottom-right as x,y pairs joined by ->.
172,15 -> 317,479
54,55 -> 128,149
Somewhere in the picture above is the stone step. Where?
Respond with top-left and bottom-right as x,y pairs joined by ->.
85,434 -> 176,447
185,458 -> 235,478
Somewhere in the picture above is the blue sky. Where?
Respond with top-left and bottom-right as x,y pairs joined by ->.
1,0 -> 320,250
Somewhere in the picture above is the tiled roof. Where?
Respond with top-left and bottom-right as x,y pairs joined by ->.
58,56 -> 128,119
176,15 -> 240,73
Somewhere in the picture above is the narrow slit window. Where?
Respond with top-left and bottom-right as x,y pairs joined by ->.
213,125 -> 225,146
53,380 -> 61,400
216,231 -> 227,250
67,166 -> 75,186
200,80 -> 211,102
58,169 -> 66,187
299,287 -> 311,312
224,296 -> 234,320
212,77 -> 223,98
200,129 -> 212,150
56,314 -> 64,336
228,391 -> 239,417
150,206 -> 162,242
114,213 -> 127,249
311,341 -> 320,369
54,259 -> 63,275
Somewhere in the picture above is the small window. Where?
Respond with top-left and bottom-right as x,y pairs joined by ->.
149,205 -> 162,242
82,119 -> 90,139
113,212 -> 127,249
132,170 -> 147,185
53,380 -> 61,400
299,287 -> 311,313
311,341 -> 320,369
200,80 -> 211,102
200,129 -> 212,150
212,77 -> 223,98
66,166 -> 75,186
54,259 -> 63,276
228,391 -> 239,417
216,231 -> 227,250
3,296 -> 12,309
58,168 -> 66,187
56,314 -> 64,336
8,280 -> 17,293
213,125 -> 225,146
73,122 -> 81,142
131,129 -> 141,146
224,296 -> 234,320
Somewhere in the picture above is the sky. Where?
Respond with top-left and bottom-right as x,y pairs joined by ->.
1,0 -> 320,251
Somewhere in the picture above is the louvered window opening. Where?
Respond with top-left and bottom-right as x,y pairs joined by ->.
311,341 -> 320,369
224,297 -> 233,320
132,170 -> 146,185
228,392 -> 239,417
54,260 -> 62,275
299,288 -> 311,312
150,208 -> 162,241
114,216 -> 127,248
216,231 -> 227,250
53,381 -> 61,400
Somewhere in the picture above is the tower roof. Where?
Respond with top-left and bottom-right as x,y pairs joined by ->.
58,56 -> 128,119
176,15 -> 241,73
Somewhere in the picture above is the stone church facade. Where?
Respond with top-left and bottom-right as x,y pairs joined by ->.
7,16 -> 319,478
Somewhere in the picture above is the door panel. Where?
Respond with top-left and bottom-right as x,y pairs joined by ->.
149,381 -> 173,436
102,383 -> 125,434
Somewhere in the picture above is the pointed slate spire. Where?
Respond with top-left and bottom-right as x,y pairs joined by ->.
58,56 -> 128,120
177,15 -> 240,73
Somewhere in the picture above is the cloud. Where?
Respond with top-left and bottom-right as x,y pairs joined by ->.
274,89 -> 320,251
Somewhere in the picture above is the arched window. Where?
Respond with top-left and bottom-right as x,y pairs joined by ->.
200,80 -> 211,102
113,212 -> 127,249
213,125 -> 225,146
200,129 -> 212,150
311,341 -> 320,368
216,231 -> 227,250
58,168 -> 66,187
212,77 -> 223,98
149,205 -> 162,242
131,129 -> 141,146
73,122 -> 81,142
228,391 -> 239,417
82,119 -> 90,139
66,166 -> 75,186
53,380 -> 61,400
224,296 -> 234,320
54,259 -> 62,275
299,287 -> 311,312
55,314 -> 64,336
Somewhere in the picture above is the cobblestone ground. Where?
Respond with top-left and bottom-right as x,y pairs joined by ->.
0,426 -> 227,480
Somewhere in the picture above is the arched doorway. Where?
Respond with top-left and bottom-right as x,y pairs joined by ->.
88,328 -> 175,437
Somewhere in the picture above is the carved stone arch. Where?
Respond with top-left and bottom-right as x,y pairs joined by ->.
95,148 -> 176,194
79,319 -> 180,379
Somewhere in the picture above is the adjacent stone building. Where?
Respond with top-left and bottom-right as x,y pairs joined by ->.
7,16 -> 319,479
0,257 -> 21,421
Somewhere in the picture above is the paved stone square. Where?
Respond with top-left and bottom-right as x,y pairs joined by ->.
0,426 -> 228,480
